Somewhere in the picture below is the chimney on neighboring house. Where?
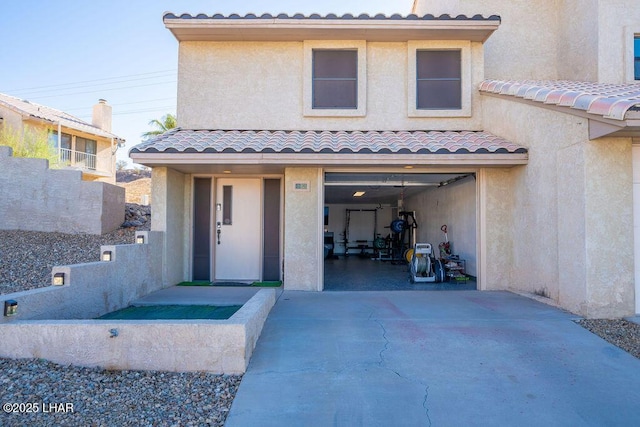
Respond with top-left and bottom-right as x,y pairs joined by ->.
92,99 -> 112,132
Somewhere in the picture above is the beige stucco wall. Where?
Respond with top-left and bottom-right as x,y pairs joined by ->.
582,137 -> 634,317
477,167 -> 514,291
177,41 -> 484,131
416,0 -> 640,83
556,0 -> 599,81
405,175 -> 477,276
151,167 -> 187,287
0,107 -> 23,134
481,95 -> 635,317
284,168 -> 322,291
596,0 -> 640,83
415,0 -> 560,80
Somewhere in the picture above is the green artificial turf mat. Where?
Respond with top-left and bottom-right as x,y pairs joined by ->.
176,281 -> 212,286
251,281 -> 282,287
97,305 -> 242,320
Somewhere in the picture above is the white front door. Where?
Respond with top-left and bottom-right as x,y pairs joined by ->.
214,178 -> 262,282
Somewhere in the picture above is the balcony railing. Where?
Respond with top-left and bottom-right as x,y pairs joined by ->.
59,148 -> 101,173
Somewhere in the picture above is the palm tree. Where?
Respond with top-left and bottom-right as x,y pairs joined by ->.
142,113 -> 177,140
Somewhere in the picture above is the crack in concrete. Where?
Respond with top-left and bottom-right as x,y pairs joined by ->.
374,318 -> 432,426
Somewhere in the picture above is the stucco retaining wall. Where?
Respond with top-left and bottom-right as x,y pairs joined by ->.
0,231 -> 163,323
0,146 -> 124,234
0,289 -> 276,374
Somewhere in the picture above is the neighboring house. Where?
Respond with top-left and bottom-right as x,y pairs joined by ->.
0,94 -> 125,184
130,1 -> 640,318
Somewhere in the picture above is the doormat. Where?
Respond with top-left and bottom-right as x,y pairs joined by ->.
212,282 -> 252,287
251,281 -> 282,287
176,281 -> 212,286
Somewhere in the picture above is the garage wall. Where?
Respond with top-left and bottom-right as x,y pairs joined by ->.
325,204 -> 394,255
405,176 -> 477,276
482,95 -> 635,317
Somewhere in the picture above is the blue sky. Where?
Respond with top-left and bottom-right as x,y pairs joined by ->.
0,1 -> 414,166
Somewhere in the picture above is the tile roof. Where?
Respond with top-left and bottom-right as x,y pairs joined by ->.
479,80 -> 640,121
163,13 -> 500,21
130,129 -> 526,155
0,93 -> 124,141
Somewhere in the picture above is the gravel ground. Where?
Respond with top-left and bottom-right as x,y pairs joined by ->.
0,210 -> 243,427
0,228 -> 138,295
0,358 -> 241,426
577,319 -> 640,359
0,203 -> 150,295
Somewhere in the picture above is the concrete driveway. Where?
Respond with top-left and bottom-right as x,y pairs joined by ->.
226,291 -> 640,426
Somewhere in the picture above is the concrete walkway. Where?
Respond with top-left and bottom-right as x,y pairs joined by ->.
226,291 -> 640,426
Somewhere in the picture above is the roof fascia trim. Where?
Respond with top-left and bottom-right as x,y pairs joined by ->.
130,152 -> 528,167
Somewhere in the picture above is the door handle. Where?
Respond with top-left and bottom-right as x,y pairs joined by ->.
217,229 -> 221,245
217,221 -> 222,245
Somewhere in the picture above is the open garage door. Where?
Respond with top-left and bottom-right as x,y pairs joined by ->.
323,172 -> 477,291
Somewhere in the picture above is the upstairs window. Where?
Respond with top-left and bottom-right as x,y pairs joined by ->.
303,40 -> 366,117
312,50 -> 358,109
408,41 -> 471,118
416,50 -> 462,110
635,36 -> 640,80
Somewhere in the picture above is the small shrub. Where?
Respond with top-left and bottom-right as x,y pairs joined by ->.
0,125 -> 60,167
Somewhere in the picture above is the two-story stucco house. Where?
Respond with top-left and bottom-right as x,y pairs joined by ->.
0,94 -> 124,184
130,0 -> 640,318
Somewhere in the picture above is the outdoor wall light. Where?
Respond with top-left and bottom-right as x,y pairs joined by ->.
4,300 -> 17,317
102,251 -> 112,262
53,272 -> 65,286
135,235 -> 145,244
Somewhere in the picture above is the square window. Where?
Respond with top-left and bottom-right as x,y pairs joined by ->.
416,50 -> 462,109
312,50 -> 358,109
407,41 -> 471,118
303,40 -> 366,117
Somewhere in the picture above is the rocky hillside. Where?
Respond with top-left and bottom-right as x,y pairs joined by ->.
117,168 -> 152,206
116,169 -> 151,183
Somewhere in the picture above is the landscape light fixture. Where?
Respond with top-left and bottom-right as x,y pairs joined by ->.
135,235 -> 145,244
4,300 -> 17,317
53,272 -> 65,286
102,251 -> 112,262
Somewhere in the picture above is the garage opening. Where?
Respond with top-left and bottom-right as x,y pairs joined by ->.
323,172 -> 477,291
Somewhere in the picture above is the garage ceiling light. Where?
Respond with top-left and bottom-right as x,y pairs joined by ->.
353,191 -> 366,197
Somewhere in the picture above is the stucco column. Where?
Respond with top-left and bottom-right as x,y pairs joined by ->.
151,167 -> 187,287
477,168 -> 515,290
283,167 -> 323,291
